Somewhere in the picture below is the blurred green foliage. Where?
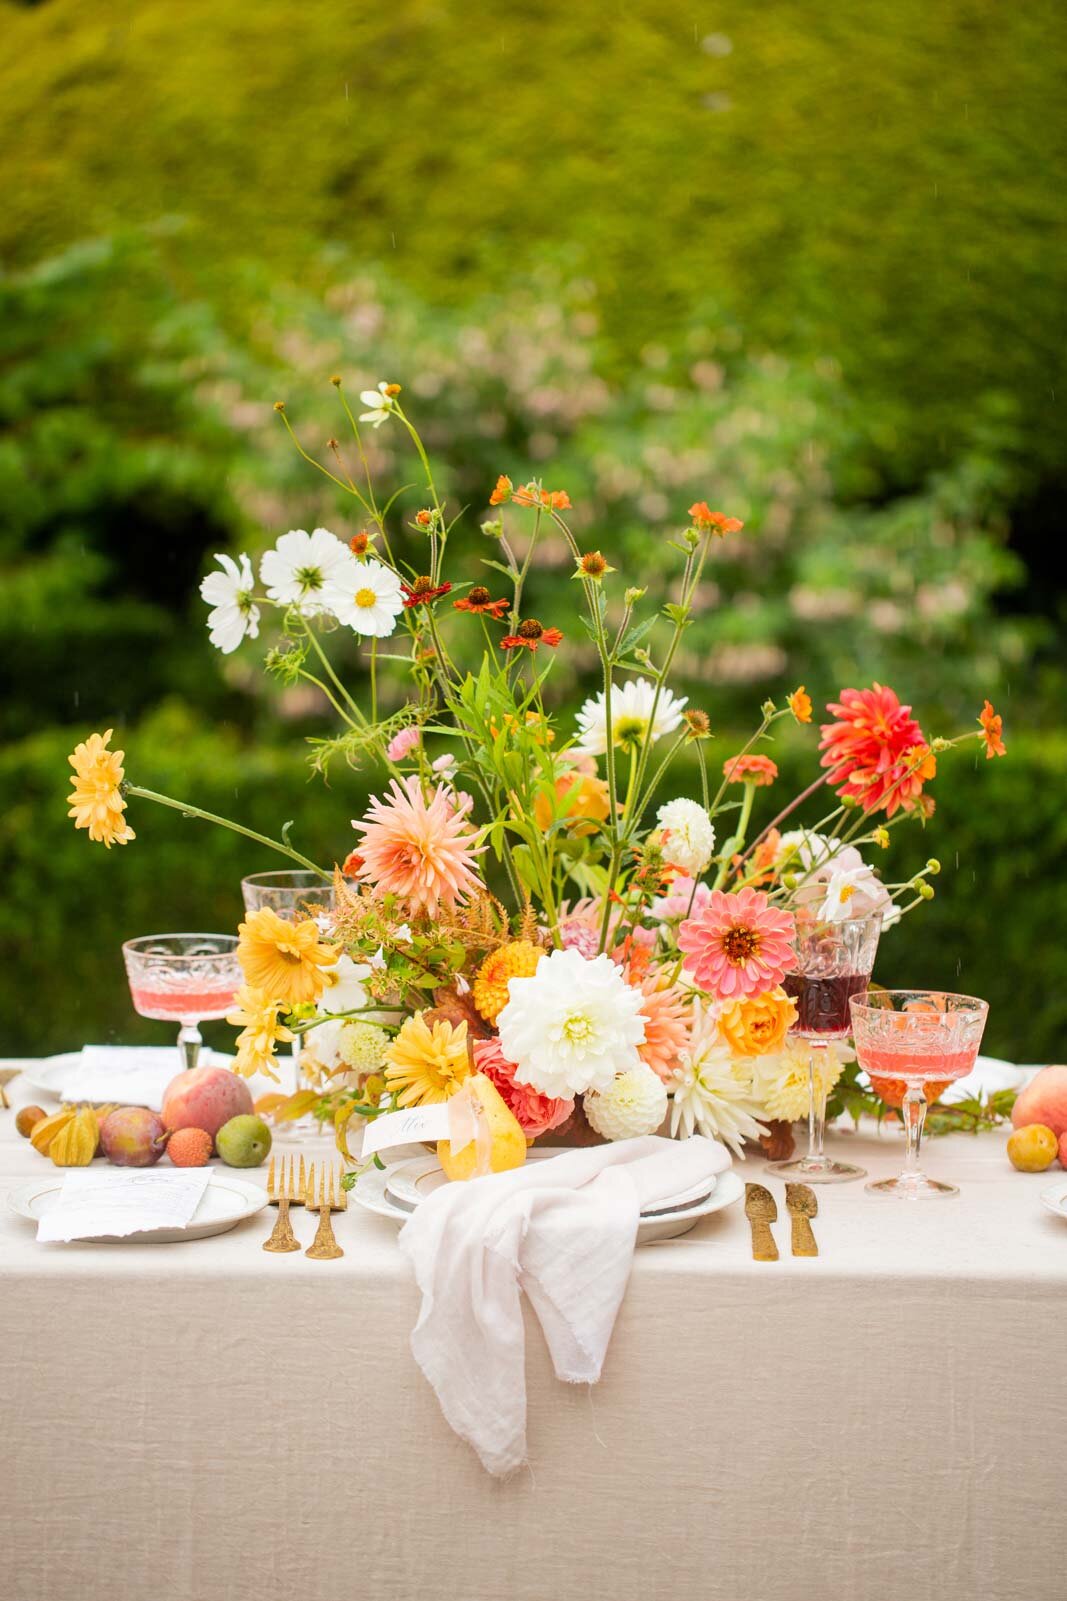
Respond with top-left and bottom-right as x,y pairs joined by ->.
3,706 -> 1060,1062
1,1 -> 1065,478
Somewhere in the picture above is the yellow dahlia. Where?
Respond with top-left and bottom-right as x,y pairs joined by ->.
227,985 -> 294,1082
384,1012 -> 471,1107
67,729 -> 135,848
718,987 -> 798,1058
237,907 -> 340,1007
472,940 -> 544,1024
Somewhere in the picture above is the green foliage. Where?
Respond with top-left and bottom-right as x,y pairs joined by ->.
1,0 -> 1064,477
2,707 -> 1060,1064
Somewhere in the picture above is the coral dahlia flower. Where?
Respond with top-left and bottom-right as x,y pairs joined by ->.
633,971 -> 692,1083
722,753 -> 778,786
677,888 -> 796,1001
473,1037 -> 573,1138
352,775 -> 484,918
819,684 -> 933,817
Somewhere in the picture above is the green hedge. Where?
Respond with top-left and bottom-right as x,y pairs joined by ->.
2,705 -> 1061,1063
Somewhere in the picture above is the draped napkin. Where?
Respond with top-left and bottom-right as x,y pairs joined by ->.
397,1134 -> 731,1475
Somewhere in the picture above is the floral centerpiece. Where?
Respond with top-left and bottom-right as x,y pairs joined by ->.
67,376 -> 1007,1165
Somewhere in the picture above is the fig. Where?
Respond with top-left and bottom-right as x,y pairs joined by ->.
100,1106 -> 168,1167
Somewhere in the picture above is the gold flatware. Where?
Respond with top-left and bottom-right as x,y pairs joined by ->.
263,1153 -> 302,1253
785,1184 -> 819,1257
306,1164 -> 345,1261
744,1182 -> 779,1262
0,1068 -> 20,1110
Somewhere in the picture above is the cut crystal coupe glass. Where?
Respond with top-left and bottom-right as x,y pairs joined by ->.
122,933 -> 241,1072
850,989 -> 989,1198
765,908 -> 883,1184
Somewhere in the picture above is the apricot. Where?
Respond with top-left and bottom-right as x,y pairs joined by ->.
1007,1124 -> 1058,1173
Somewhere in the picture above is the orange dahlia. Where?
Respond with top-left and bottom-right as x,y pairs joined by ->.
633,971 -> 692,1084
819,683 -> 933,818
472,941 -> 544,1024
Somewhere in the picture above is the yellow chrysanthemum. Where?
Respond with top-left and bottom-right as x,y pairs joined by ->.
237,907 -> 340,1007
227,985 -> 294,1082
472,940 -> 544,1024
67,729 -> 135,848
718,987 -> 798,1058
384,1012 -> 471,1107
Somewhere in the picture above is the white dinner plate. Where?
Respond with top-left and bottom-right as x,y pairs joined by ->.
385,1149 -> 716,1217
7,1172 -> 269,1243
1039,1181 -> 1067,1222
354,1161 -> 743,1245
13,1049 -> 233,1105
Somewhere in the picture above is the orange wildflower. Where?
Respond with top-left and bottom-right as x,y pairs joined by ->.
500,619 -> 564,653
349,530 -> 374,556
453,585 -> 509,619
722,753 -> 779,786
401,575 -> 452,608
489,475 -> 513,506
787,686 -> 813,725
688,503 -> 744,535
513,483 -> 572,511
978,700 -> 1006,759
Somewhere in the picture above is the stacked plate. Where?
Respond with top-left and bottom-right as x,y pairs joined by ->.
354,1148 -> 743,1243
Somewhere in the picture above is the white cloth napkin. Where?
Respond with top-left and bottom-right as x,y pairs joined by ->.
60,1046 -> 220,1109
398,1134 -> 731,1476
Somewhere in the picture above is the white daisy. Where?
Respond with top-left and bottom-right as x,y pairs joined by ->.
324,559 -> 405,638
316,954 -> 373,1016
496,947 -> 646,1098
200,553 -> 260,654
820,865 -> 898,927
574,677 -> 688,756
259,527 -> 356,616
359,381 -> 398,427
584,1063 -> 668,1140
668,1002 -> 767,1157
656,797 -> 716,876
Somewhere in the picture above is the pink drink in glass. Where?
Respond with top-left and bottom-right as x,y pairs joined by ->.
128,984 -> 238,1022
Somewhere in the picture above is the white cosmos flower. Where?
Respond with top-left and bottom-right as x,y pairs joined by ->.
584,1063 -> 668,1140
574,677 -> 688,756
316,954 -> 373,1016
820,865 -> 898,927
497,947 -> 646,1098
200,553 -> 260,654
656,797 -> 716,876
777,829 -> 863,874
259,527 -> 356,616
668,1002 -> 767,1157
359,382 -> 398,427
324,559 -> 405,638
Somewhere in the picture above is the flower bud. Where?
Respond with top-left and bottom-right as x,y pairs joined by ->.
761,699 -> 776,718
925,858 -> 941,875
480,519 -> 503,538
918,882 -> 935,900
273,400 -> 286,412
782,872 -> 798,891
330,374 -> 342,387
840,794 -> 859,808
873,826 -> 890,849
624,587 -> 646,606
932,737 -> 950,753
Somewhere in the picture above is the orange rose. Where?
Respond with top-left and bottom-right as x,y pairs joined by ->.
718,987 -> 797,1057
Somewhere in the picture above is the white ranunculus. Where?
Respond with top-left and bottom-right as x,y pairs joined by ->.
259,527 -> 356,616
324,558 -> 405,638
200,553 -> 260,653
573,677 -> 688,756
584,1064 -> 668,1140
496,947 -> 646,1098
656,797 -> 716,876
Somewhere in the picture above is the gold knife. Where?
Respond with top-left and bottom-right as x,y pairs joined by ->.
744,1182 -> 779,1261
785,1184 -> 818,1257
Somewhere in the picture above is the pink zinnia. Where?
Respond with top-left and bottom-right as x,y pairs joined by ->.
819,684 -> 933,818
352,775 -> 483,918
633,970 -> 692,1083
386,726 -> 421,762
677,887 -> 796,1001
474,1037 -> 573,1138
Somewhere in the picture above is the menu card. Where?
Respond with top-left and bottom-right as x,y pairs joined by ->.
37,1168 -> 213,1243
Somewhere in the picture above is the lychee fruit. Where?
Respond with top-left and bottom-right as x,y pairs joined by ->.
166,1127 -> 213,1167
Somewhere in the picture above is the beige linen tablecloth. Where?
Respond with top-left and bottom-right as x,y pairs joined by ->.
1,1080 -> 1065,1601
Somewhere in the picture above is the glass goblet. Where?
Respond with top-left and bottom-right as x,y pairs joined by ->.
122,933 -> 241,1073
850,989 -> 989,1198
765,908 -> 883,1183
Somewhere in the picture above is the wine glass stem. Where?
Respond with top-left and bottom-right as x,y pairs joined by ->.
177,1021 -> 203,1072
902,1084 -> 928,1180
806,1042 -> 828,1164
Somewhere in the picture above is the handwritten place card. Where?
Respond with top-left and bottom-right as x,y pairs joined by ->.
36,1168 -> 213,1243
361,1102 -> 455,1159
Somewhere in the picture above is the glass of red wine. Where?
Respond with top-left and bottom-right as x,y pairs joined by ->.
122,934 -> 241,1073
765,908 -> 883,1183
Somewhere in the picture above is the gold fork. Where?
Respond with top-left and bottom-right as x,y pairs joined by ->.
785,1184 -> 819,1257
306,1163 -> 346,1260
262,1153 -> 303,1253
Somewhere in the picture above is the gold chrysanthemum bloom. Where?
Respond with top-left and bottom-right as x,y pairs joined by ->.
67,729 -> 135,848
237,908 -> 340,1007
227,985 -> 294,1082
718,987 -> 798,1058
472,940 -> 544,1024
384,1012 -> 471,1107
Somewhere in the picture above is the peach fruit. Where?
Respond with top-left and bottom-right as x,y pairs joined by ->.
1010,1066 -> 1067,1138
161,1066 -> 253,1145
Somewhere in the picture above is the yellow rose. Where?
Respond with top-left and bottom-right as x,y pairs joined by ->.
718,987 -> 797,1057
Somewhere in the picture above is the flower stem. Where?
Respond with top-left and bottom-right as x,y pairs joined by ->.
126,788 -> 330,877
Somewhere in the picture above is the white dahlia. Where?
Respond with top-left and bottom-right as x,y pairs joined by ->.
574,677 -> 688,756
200,553 -> 260,653
656,797 -> 716,876
496,947 -> 646,1098
584,1064 -> 668,1141
260,527 -> 356,616
748,1038 -> 854,1124
668,1002 -> 767,1157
